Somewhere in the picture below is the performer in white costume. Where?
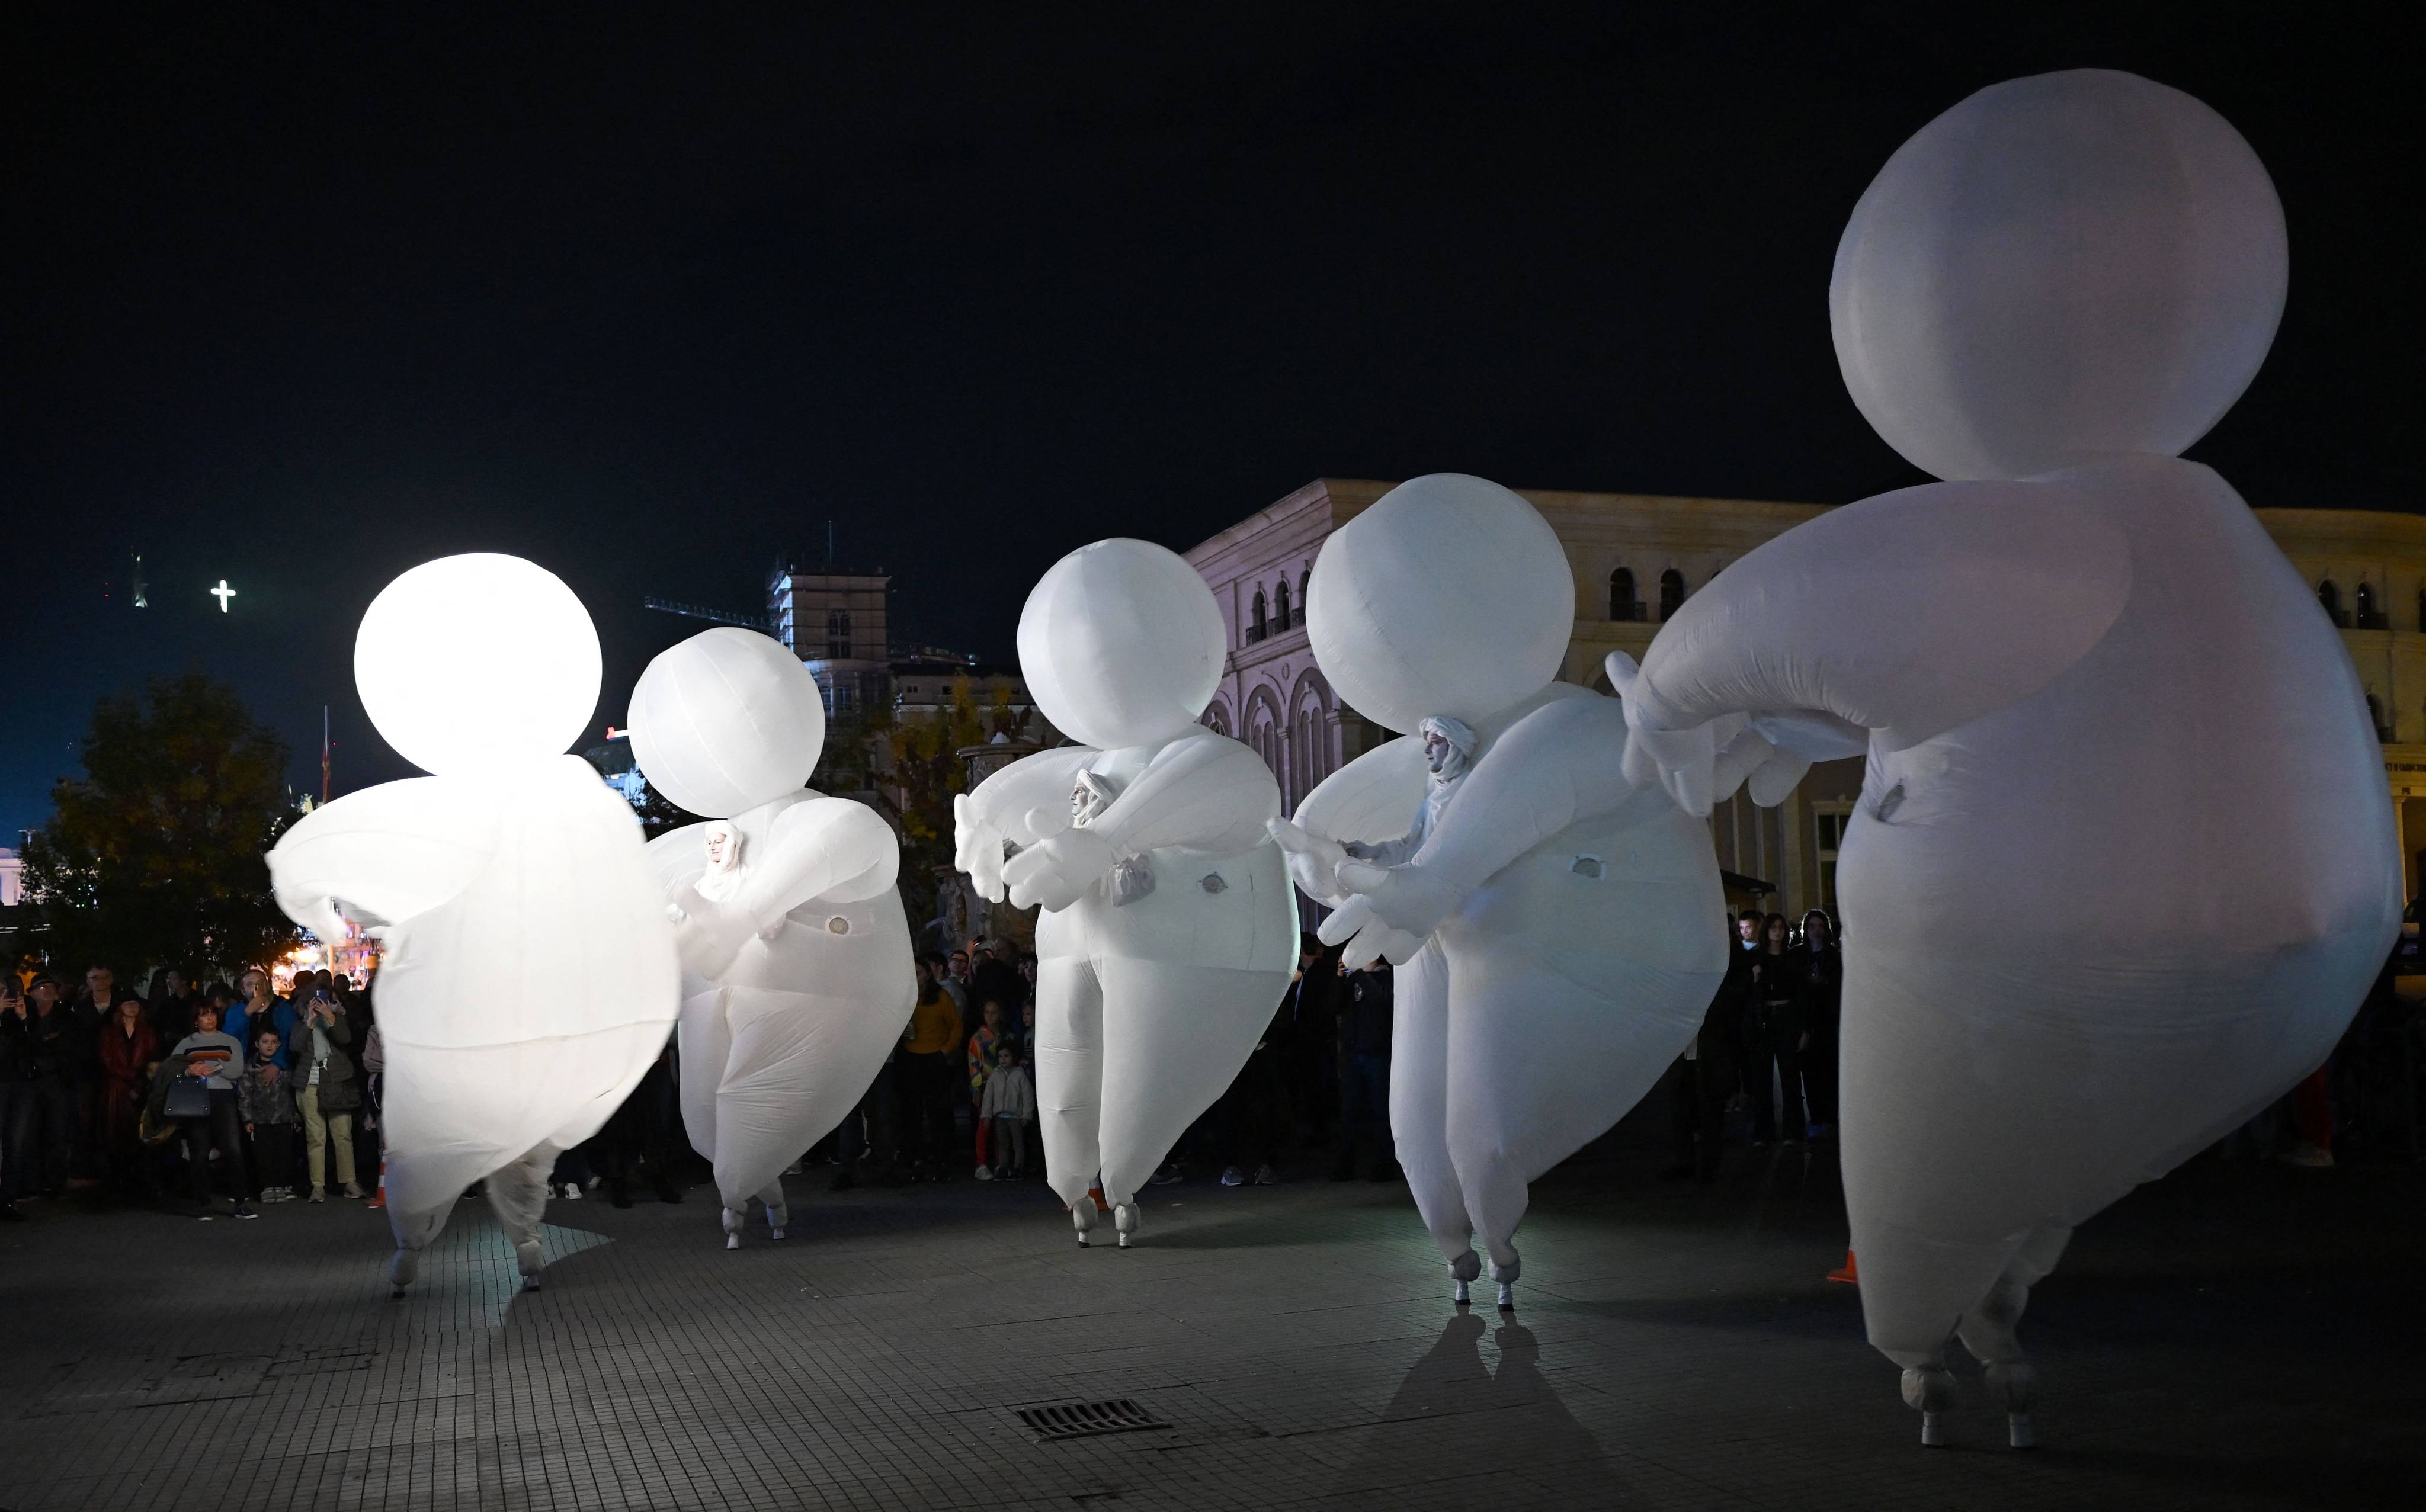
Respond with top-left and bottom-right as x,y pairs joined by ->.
267,554 -> 679,1297
1611,70 -> 2401,1446
628,628 -> 917,1251
1270,474 -> 1728,1311
953,540 -> 1296,1250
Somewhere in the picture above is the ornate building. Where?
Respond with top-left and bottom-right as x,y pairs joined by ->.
1189,480 -> 2426,919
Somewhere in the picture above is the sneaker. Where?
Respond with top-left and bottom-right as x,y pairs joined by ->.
1220,1166 -> 1246,1187
562,1183 -> 584,1200
586,1175 -> 604,1192
197,1210 -> 218,1222
1252,1164 -> 1278,1186
343,1182 -> 366,1199
234,1205 -> 259,1221
975,1166 -> 994,1181
2280,1142 -> 2335,1168
308,1189 -> 326,1203
1149,1164 -> 1182,1187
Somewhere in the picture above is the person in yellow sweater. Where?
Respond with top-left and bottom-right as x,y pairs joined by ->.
900,955 -> 962,1178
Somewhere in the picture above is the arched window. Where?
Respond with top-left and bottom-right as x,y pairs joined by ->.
1274,579 -> 1291,633
825,609 -> 851,659
1201,701 -> 1232,738
1658,569 -> 1687,620
2319,579 -> 2345,626
1249,589 -> 1268,643
1247,696 -> 1283,792
2358,581 -> 2382,629
1608,568 -> 1637,622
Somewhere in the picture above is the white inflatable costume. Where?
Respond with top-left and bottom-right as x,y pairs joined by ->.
1270,474 -> 1728,1310
953,540 -> 1296,1249
1611,71 -> 2400,1445
267,554 -> 679,1296
628,628 -> 916,1250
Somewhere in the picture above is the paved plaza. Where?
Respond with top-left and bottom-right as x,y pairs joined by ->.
1,1141 -> 2418,1512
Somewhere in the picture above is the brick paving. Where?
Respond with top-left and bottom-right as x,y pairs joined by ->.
1,1142 -> 2418,1511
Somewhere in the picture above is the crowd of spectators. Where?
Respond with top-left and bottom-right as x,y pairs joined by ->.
11,904 -> 2387,1225
1,964 -> 374,1221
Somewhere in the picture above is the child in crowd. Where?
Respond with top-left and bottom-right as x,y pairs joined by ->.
241,1029 -> 299,1202
968,1000 -> 1005,1179
169,1004 -> 255,1220
981,1042 -> 1037,1180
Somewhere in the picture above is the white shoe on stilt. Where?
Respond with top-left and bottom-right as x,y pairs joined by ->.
389,1247 -> 418,1300
515,1239 -> 545,1291
767,1203 -> 789,1242
1902,1365 -> 1958,1447
1071,1196 -> 1097,1247
1113,1202 -> 1140,1249
1452,1280 -> 1470,1305
722,1206 -> 746,1251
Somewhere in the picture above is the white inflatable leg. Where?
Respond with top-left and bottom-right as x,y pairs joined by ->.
387,1245 -> 419,1299
722,1205 -> 746,1250
486,1143 -> 557,1291
1092,958 -> 1288,1215
711,984 -> 898,1227
1390,944 -> 1478,1283
1036,956 -> 1107,1216
1958,1222 -> 2068,1449
1901,1358 -> 1958,1447
1113,1202 -> 1140,1249
1444,946 -> 1697,1279
757,1178 -> 789,1241
678,985 -> 731,1186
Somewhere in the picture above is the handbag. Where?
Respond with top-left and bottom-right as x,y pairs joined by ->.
164,1077 -> 213,1120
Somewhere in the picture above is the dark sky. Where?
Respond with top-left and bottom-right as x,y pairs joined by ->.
4,4 -> 2418,837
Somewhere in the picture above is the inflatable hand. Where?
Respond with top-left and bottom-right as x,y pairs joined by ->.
1002,826 -> 1118,912
1315,895 -> 1430,968
1267,817 -> 1351,904
1605,652 -> 1722,814
670,885 -> 755,979
953,792 -> 1007,903
1334,858 -> 1463,939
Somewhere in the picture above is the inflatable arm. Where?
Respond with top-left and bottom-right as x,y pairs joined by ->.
1617,479 -> 2132,810
954,744 -> 1100,902
1001,731 -> 1280,913
735,797 -> 900,919
1088,730 -> 1280,858
267,777 -> 501,940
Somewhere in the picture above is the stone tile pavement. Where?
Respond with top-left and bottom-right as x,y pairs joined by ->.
1,1144 -> 2418,1511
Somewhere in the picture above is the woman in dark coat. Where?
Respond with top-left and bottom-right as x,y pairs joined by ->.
1796,910 -> 1845,1139
96,997 -> 161,1192
1746,913 -> 1806,1146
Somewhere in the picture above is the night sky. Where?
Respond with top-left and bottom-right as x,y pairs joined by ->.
4,5 -> 2418,837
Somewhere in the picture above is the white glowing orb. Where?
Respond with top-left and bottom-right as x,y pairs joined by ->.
628,627 -> 825,818
1306,473 -> 1573,735
1017,539 -> 1225,751
355,554 -> 602,775
1831,69 -> 2287,482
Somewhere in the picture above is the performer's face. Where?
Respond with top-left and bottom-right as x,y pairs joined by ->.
1422,730 -> 1452,773
703,826 -> 739,871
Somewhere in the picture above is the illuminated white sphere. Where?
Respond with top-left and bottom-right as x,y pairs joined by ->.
1306,473 -> 1572,736
1018,539 -> 1225,751
628,628 -> 824,818
1831,68 -> 2287,482
355,554 -> 602,775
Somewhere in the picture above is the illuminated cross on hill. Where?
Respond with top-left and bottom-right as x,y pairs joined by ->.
210,580 -> 236,613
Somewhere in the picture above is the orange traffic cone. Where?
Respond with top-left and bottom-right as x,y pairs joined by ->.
1826,1249 -> 1857,1284
366,1158 -> 387,1211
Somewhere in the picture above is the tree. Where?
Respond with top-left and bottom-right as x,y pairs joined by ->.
21,673 -> 299,984
869,677 -> 1034,932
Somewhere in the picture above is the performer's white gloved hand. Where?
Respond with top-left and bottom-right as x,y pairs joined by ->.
953,793 -> 1008,903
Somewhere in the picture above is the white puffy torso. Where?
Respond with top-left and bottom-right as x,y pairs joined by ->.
1439,793 -> 1725,1011
678,793 -> 915,1012
380,756 -> 680,1053
1838,456 -> 2399,1227
1034,741 -> 1297,976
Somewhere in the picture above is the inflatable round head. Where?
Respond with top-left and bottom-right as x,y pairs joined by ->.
1831,69 -> 2287,482
628,628 -> 825,818
1305,474 -> 1573,736
1018,539 -> 1225,751
355,553 -> 601,775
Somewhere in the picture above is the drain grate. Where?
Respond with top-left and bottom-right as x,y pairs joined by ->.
1017,1398 -> 1169,1440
